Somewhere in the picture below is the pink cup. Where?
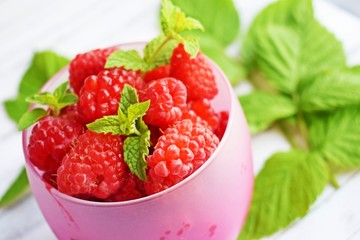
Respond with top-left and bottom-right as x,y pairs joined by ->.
22,43 -> 254,240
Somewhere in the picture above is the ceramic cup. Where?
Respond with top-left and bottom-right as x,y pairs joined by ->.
23,43 -> 254,240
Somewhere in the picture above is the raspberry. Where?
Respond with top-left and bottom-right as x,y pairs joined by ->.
143,65 -> 170,83
57,130 -> 126,199
106,173 -> 145,202
214,111 -> 229,140
28,113 -> 85,172
144,119 -> 219,195
69,47 -> 116,95
140,78 -> 187,129
188,99 -> 219,131
170,44 -> 218,100
181,110 -> 209,127
78,67 -> 144,123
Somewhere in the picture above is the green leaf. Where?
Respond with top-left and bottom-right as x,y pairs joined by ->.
58,94 -> 78,105
249,22 -> 346,94
123,132 -> 150,181
3,51 -> 69,123
239,91 -> 297,134
53,81 -> 68,99
181,35 -> 200,58
105,49 -> 149,71
86,116 -> 123,135
172,0 -> 240,46
160,0 -> 204,35
239,150 -> 328,239
143,35 -> 178,69
127,101 -> 150,123
299,67 -> 360,112
309,107 -> 360,169
26,92 -> 58,106
120,84 -> 140,116
0,167 -> 30,207
242,0 -> 345,94
18,108 -> 48,131
197,32 -> 246,85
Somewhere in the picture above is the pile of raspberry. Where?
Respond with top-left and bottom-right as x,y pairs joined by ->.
28,44 -> 229,202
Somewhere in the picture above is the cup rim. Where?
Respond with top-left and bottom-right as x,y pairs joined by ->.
22,42 -> 236,207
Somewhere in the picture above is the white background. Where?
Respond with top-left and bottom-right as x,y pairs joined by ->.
0,0 -> 360,239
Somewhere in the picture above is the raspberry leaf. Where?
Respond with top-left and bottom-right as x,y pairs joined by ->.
123,131 -> 150,181
18,108 -> 49,131
3,51 -> 69,123
239,91 -> 297,134
172,0 -> 240,47
309,107 -> 360,169
299,67 -> 360,112
239,150 -> 329,239
0,168 -> 30,207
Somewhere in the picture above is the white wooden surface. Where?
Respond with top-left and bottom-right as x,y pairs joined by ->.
0,0 -> 359,239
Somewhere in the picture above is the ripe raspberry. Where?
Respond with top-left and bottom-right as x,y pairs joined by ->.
214,111 -> 229,140
143,65 -> 170,83
170,44 -> 218,100
69,47 -> 116,95
57,130 -> 126,199
106,173 -> 145,202
188,99 -> 219,131
181,110 -> 209,127
28,114 -> 85,172
144,119 -> 219,195
140,78 -> 187,129
78,67 -> 144,123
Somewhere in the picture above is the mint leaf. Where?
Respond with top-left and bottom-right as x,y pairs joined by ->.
86,85 -> 150,180
123,131 -> 150,181
0,167 -> 30,207
86,116 -> 123,135
172,0 -> 240,47
3,51 -> 69,123
18,108 -> 48,131
239,91 -> 296,134
309,107 -> 360,169
120,84 -> 139,115
160,0 -> 204,35
160,0 -> 203,58
127,101 -> 150,123
182,35 -> 200,58
299,67 -> 360,112
143,35 -> 178,69
24,81 -> 77,116
105,49 -> 149,71
239,150 -> 328,239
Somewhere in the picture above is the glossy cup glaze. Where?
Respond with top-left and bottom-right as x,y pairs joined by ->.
22,43 -> 254,240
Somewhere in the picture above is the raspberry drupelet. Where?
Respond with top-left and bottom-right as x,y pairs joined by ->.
144,119 -> 219,195
78,67 -> 144,123
69,47 -> 117,95
57,130 -> 127,200
170,44 -> 218,101
140,77 -> 187,129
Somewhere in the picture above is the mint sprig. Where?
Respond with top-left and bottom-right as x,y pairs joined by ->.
18,81 -> 78,131
87,84 -> 150,181
105,0 -> 204,73
238,0 -> 360,238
